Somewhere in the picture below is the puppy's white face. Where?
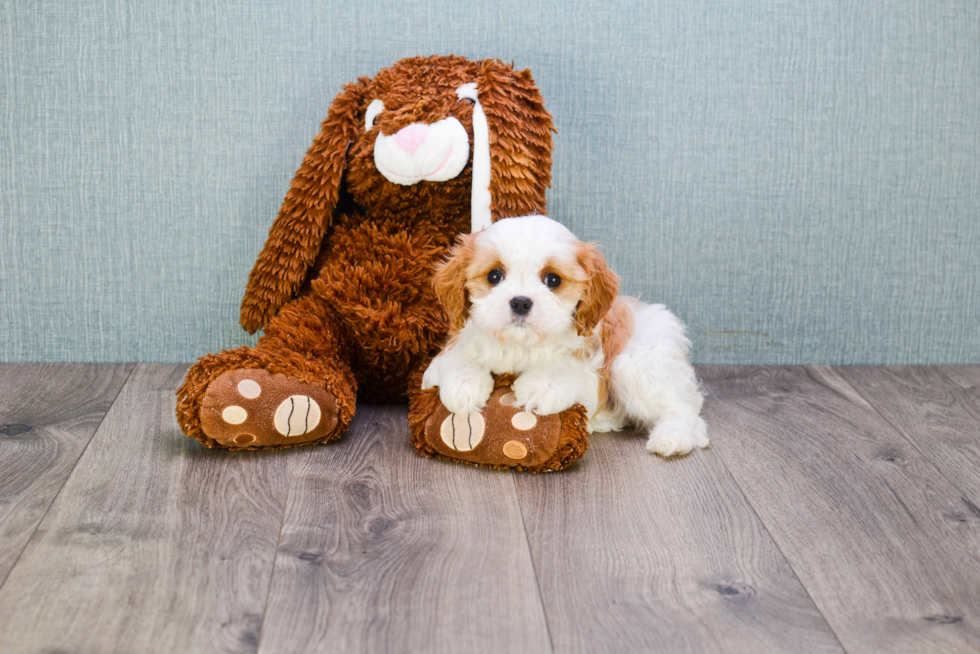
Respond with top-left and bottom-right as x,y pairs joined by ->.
434,215 -> 618,347
467,217 -> 586,345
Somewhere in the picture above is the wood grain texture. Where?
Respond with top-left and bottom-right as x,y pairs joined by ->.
4,364 -> 980,653
515,425 -> 844,654
257,405 -> 553,654
0,364 -> 292,654
700,366 -> 980,654
0,363 -> 134,586
837,366 -> 980,502
933,365 -> 980,390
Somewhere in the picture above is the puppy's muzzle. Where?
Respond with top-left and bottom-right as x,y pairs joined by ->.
509,296 -> 533,316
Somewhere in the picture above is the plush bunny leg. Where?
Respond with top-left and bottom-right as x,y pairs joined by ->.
176,294 -> 357,450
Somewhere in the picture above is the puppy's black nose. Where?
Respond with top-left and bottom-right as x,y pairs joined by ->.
510,296 -> 533,316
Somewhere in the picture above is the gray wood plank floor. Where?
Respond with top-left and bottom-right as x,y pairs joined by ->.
258,405 -> 551,654
0,363 -> 133,586
699,366 -> 980,654
0,364 -> 977,653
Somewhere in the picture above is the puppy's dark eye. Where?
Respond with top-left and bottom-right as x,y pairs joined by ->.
487,269 -> 504,285
544,273 -> 562,289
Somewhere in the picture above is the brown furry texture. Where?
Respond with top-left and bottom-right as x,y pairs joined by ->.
597,296 -> 636,410
176,294 -> 359,449
574,243 -> 621,337
430,232 -> 481,333
176,55 -> 554,449
408,373 -> 589,473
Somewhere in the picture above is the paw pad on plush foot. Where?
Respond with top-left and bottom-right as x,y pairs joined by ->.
510,411 -> 537,431
199,369 -> 338,448
439,411 -> 485,451
497,392 -> 539,430
221,405 -> 248,424
273,395 -> 322,436
501,440 -> 528,460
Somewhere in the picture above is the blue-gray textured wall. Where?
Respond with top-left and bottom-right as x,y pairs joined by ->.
1,0 -> 978,364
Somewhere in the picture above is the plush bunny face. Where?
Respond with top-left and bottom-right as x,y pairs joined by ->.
345,57 -> 481,217
240,55 -> 555,335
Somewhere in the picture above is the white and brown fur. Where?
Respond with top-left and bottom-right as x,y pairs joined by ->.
422,215 -> 708,457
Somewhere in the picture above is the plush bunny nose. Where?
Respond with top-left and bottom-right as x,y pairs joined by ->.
510,297 -> 533,316
393,123 -> 429,156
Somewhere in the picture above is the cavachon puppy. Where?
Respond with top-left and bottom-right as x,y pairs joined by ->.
176,56 -> 554,450
422,215 -> 709,456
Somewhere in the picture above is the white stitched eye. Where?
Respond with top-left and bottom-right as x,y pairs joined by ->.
365,99 -> 384,131
455,83 -> 478,103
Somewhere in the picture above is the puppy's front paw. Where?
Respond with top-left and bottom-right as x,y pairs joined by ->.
438,369 -> 494,416
421,364 -> 440,391
647,415 -> 709,457
512,374 -> 575,416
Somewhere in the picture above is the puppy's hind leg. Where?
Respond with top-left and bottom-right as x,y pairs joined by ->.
615,373 -> 707,456
609,303 -> 708,457
645,407 -> 708,457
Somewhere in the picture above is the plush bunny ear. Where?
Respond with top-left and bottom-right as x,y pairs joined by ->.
431,234 -> 477,333
468,60 -> 555,228
240,78 -> 370,333
575,243 -> 620,336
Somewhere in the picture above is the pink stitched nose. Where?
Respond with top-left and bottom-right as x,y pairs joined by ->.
394,123 -> 429,156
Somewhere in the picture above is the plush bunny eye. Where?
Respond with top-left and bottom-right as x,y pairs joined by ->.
487,269 -> 504,285
456,83 -> 478,103
544,273 -> 562,289
365,99 -> 384,131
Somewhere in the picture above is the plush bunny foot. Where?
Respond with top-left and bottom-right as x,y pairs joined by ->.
177,346 -> 356,450
409,374 -> 590,472
198,369 -> 339,449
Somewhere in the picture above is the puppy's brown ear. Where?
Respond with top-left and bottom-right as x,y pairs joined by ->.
432,234 -> 476,333
476,60 -> 556,221
240,77 -> 371,333
575,243 -> 620,336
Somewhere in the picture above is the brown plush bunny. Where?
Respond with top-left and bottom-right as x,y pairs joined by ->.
176,55 -> 555,450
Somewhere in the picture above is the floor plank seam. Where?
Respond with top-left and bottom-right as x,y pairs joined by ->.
253,456 -> 296,654
512,474 -> 557,654
831,367 -> 980,506
0,363 -> 137,594
706,434 -> 852,654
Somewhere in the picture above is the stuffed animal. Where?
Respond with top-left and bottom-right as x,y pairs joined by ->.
175,55 -> 558,450
408,374 -> 590,472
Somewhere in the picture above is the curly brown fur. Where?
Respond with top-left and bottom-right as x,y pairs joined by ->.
176,294 -> 358,449
574,242 -> 621,337
178,55 -> 554,448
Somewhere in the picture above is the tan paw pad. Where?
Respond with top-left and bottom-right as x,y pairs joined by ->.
273,395 -> 322,437
222,406 -> 248,425
237,379 -> 261,399
502,440 -> 528,460
439,412 -> 485,451
511,411 -> 537,431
